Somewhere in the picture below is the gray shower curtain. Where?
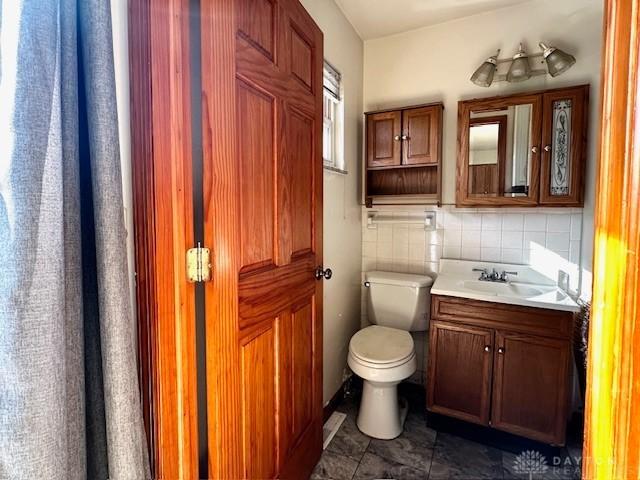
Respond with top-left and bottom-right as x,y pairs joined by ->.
0,1 -> 150,478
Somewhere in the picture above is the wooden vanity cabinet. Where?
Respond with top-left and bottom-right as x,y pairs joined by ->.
427,295 -> 573,445
365,103 -> 443,206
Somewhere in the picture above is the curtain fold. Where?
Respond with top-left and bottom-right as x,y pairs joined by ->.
0,1 -> 150,478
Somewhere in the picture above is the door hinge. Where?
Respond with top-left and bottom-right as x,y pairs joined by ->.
186,243 -> 212,283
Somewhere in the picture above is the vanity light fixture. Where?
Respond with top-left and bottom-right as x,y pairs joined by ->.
539,42 -> 576,77
470,50 -> 500,88
506,44 -> 532,83
470,41 -> 576,87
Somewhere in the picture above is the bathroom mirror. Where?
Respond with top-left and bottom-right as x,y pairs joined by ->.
457,93 -> 542,206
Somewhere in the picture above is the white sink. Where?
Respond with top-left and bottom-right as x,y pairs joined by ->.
461,280 -> 555,299
431,259 -> 580,313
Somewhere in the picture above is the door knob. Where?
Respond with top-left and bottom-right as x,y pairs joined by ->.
315,267 -> 332,280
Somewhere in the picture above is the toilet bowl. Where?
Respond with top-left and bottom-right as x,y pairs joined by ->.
348,325 -> 417,439
349,271 -> 433,440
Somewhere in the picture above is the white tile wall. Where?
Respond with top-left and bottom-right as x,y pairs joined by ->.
361,205 -> 584,385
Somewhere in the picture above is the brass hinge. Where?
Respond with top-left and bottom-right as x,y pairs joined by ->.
186,243 -> 212,283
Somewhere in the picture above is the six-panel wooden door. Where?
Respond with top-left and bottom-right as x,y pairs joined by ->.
201,0 -> 324,478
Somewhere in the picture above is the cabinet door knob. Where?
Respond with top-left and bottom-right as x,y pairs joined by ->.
531,146 -> 539,154
544,145 -> 551,152
498,347 -> 505,354
484,345 -> 491,352
394,135 -> 401,141
401,134 -> 409,141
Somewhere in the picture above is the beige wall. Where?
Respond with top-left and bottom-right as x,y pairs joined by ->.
300,0 -> 365,404
363,0 -> 603,298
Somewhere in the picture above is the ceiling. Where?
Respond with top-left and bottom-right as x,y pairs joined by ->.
334,0 -> 532,40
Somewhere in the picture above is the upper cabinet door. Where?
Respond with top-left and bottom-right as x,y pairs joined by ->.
402,105 -> 442,165
457,93 -> 543,207
539,86 -> 589,206
367,111 -> 402,168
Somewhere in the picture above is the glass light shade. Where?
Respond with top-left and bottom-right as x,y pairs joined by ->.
470,51 -> 499,87
506,45 -> 531,83
539,42 -> 576,77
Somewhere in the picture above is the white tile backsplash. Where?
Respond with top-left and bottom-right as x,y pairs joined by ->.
481,229 -> 501,248
363,206 -> 583,288
461,246 -> 481,260
481,213 -> 502,231
502,230 -> 523,249
443,229 -> 462,246
461,213 -> 482,230
524,231 -> 546,250
546,232 -> 571,252
524,213 -> 547,232
546,214 -> 572,233
502,213 -> 524,231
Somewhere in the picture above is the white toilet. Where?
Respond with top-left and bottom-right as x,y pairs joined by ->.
348,271 -> 433,440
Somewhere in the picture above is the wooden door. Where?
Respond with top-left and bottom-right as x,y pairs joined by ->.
402,105 -> 442,165
584,0 -> 640,476
201,1 -> 324,478
366,111 -> 402,168
427,321 -> 494,426
539,85 -> 589,206
491,331 -> 570,445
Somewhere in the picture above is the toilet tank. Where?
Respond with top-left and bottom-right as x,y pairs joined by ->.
365,271 -> 433,332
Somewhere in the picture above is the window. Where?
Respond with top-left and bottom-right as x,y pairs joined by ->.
323,61 -> 345,172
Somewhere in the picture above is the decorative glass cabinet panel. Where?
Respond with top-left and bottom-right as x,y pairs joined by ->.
550,99 -> 572,196
539,86 -> 588,206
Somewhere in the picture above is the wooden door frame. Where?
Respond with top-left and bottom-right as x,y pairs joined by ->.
584,0 -> 640,477
129,0 -> 199,477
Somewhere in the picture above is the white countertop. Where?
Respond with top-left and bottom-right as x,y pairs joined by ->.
431,259 -> 580,313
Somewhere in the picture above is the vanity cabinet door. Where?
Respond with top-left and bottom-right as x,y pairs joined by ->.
427,321 -> 494,426
491,331 -> 570,445
402,105 -> 442,165
539,86 -> 589,206
367,111 -> 402,168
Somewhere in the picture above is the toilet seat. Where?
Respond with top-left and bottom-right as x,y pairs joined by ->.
349,325 -> 414,368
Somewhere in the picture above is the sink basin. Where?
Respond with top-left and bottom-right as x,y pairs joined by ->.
461,280 -> 555,299
461,280 -> 506,295
509,283 -> 545,297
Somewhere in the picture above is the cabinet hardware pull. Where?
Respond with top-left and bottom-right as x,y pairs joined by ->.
498,347 -> 505,354
394,135 -> 401,141
531,146 -> 539,154
401,135 -> 409,141
484,345 -> 491,352
544,145 -> 551,152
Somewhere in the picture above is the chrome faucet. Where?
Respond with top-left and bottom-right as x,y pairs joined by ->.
472,268 -> 518,283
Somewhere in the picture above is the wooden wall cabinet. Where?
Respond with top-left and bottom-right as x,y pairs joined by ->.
427,295 -> 573,445
457,85 -> 589,207
365,103 -> 443,206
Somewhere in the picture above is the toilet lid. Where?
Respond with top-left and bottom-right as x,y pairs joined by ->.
350,326 -> 414,365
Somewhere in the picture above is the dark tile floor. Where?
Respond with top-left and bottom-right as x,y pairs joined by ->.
312,385 -> 582,480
